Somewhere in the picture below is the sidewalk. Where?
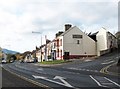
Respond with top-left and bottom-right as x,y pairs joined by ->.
107,63 -> 120,76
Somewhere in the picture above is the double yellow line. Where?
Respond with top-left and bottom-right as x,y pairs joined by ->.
100,62 -> 120,76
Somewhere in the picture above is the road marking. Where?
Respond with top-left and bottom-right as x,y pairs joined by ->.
101,61 -> 114,65
37,68 -> 43,71
89,75 -> 106,87
104,77 -> 120,87
54,76 -> 73,88
86,69 -> 90,71
90,75 -> 120,88
3,67 -> 50,88
100,62 -> 120,76
33,75 -> 46,79
68,67 -> 99,73
33,75 -> 74,88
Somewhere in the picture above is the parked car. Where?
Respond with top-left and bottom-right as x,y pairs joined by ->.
2,60 -> 7,64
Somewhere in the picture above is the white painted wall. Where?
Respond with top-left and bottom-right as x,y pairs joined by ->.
63,26 -> 96,56
96,28 -> 107,56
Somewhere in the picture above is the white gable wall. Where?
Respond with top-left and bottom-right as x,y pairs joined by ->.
63,26 -> 96,57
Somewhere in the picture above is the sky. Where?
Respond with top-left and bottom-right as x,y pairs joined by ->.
0,0 -> 119,53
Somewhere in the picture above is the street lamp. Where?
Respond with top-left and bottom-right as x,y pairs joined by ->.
32,31 -> 42,62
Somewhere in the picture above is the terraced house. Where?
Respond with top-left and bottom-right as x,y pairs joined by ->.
52,24 -> 97,60
35,24 -> 118,61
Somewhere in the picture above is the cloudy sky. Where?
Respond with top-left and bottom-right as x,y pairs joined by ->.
0,0 -> 119,53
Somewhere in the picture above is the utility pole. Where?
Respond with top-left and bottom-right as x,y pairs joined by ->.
45,35 -> 47,61
32,31 -> 42,62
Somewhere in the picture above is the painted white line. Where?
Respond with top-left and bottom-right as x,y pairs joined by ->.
89,75 -> 107,87
101,61 -> 114,65
82,69 -> 85,71
54,76 -> 73,88
89,75 -> 102,87
37,68 -> 43,71
3,68 -> 49,88
86,69 -> 90,71
33,75 -> 74,88
104,77 -> 120,87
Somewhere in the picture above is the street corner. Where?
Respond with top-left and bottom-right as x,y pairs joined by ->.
107,63 -> 120,76
100,62 -> 120,77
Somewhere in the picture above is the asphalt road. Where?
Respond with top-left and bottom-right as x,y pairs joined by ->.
1,67 -> 47,89
1,51 -> 120,89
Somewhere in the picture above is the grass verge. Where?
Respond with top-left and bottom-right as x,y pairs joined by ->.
40,60 -> 71,65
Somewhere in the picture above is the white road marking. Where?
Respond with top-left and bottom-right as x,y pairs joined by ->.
32,75 -> 74,88
84,59 -> 92,62
104,77 -> 120,87
68,67 -> 99,73
37,68 -> 43,71
86,69 -> 90,71
101,61 -> 114,65
89,75 -> 106,87
33,75 -> 46,79
90,75 -> 120,88
54,76 -> 73,88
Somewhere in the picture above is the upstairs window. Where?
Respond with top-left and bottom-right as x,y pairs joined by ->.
77,40 -> 80,44
73,35 -> 83,38
60,39 -> 62,46
57,39 -> 59,47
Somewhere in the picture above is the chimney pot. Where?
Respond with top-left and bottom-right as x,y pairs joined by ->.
65,24 -> 72,31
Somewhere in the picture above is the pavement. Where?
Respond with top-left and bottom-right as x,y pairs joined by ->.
106,63 -> 120,76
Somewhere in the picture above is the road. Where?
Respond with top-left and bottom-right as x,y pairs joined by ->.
1,51 -> 120,89
1,67 -> 46,89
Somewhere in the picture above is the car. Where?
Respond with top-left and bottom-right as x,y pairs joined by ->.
2,60 -> 7,64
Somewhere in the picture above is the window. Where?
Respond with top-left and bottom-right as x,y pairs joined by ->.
57,39 -> 59,47
54,43 -> 56,48
60,39 -> 62,46
73,35 -> 82,38
77,40 -> 80,44
57,49 -> 59,57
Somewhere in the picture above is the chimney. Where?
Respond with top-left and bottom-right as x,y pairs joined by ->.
65,24 -> 72,31
56,31 -> 64,37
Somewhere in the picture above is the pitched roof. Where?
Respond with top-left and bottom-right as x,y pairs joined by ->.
60,26 -> 76,36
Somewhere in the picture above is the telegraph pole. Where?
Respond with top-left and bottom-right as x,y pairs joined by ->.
32,31 -> 42,62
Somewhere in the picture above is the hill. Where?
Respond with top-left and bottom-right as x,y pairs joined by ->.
2,48 -> 19,54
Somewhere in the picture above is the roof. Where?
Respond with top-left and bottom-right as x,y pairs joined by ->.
91,31 -> 99,36
60,26 -> 76,36
107,31 -> 116,38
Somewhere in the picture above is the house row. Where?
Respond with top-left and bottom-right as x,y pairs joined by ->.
35,24 -> 118,62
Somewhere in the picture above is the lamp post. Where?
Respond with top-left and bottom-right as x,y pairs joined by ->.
32,31 -> 42,62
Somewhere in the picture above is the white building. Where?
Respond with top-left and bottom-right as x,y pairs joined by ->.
53,24 -> 97,60
96,27 -> 118,56
35,25 -> 118,61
